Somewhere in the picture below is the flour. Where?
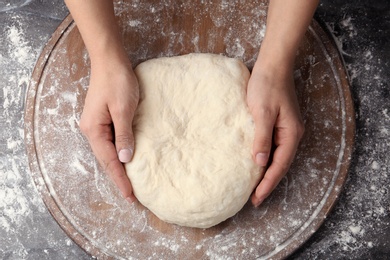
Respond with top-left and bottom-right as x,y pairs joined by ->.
7,26 -> 33,64
2,1 -> 389,259
292,7 -> 390,258
0,0 -> 33,12
1,17 -> 37,234
1,14 -> 42,259
27,7 -> 350,257
1,11 -> 89,259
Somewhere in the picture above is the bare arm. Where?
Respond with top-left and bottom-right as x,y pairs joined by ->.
65,0 -> 139,203
248,0 -> 319,206
258,0 -> 319,72
65,0 -> 127,64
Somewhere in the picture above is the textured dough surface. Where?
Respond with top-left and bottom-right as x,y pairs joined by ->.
125,53 -> 261,228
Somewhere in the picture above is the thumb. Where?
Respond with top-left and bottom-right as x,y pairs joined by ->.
113,112 -> 136,163
252,109 -> 277,167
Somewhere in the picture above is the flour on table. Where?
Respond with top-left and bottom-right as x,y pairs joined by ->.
125,53 -> 263,228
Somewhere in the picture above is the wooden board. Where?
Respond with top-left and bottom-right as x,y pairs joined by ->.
24,1 -> 355,259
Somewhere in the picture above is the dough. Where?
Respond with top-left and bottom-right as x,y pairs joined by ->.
125,53 -> 262,228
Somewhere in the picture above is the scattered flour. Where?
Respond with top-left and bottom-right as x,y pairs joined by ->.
2,1 -> 389,260
1,12 -> 88,260
1,16 -> 38,233
293,7 -> 390,258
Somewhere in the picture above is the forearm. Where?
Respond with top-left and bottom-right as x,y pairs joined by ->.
258,0 -> 319,72
64,0 -> 128,66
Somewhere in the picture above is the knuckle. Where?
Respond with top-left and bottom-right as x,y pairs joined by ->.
260,106 -> 275,116
79,118 -> 91,135
115,133 -> 133,145
79,118 -> 104,141
256,136 -> 273,150
110,104 -> 128,117
111,97 -> 138,118
253,106 -> 275,120
274,160 -> 291,174
103,157 -> 122,178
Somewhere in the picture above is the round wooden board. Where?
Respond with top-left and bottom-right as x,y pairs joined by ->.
25,1 -> 355,259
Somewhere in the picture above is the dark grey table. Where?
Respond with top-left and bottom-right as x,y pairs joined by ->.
1,1 -> 388,259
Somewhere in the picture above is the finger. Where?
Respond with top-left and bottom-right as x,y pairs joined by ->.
90,129 -> 136,202
251,107 -> 278,167
112,106 -> 136,163
251,138 -> 297,207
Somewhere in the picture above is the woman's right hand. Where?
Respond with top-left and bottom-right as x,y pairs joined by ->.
64,0 -> 140,202
79,57 -> 139,203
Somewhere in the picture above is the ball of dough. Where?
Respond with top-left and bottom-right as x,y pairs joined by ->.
125,53 -> 262,228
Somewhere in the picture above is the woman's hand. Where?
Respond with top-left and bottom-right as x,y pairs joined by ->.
247,61 -> 304,207
64,0 -> 141,203
247,0 -> 318,206
79,58 -> 139,203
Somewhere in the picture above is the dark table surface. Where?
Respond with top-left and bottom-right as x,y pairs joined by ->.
1,0 -> 389,259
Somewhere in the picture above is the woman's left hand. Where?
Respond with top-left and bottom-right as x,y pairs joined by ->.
247,60 -> 305,207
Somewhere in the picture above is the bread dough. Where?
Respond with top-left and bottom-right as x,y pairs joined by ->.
125,53 -> 262,228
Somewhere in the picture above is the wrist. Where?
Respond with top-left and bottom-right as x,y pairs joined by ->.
255,38 -> 296,74
89,41 -> 130,66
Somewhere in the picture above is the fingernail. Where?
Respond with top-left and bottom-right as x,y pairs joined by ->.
118,148 -> 133,163
255,153 -> 268,166
254,198 -> 264,208
126,197 -> 135,204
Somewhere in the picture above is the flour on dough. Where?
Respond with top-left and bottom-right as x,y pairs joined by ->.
125,53 -> 262,228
